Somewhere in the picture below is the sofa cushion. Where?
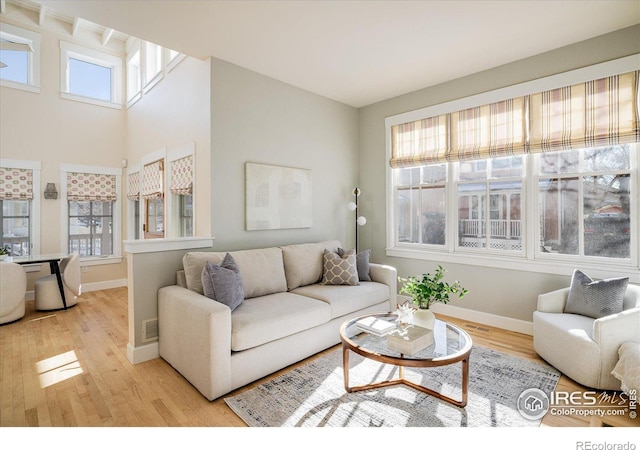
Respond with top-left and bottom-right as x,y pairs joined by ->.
292,281 -> 390,319
201,254 -> 244,312
230,292 -> 332,351
183,247 -> 287,298
280,240 -> 341,290
321,248 -> 359,286
565,269 -> 628,319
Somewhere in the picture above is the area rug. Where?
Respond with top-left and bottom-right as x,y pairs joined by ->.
224,345 -> 560,427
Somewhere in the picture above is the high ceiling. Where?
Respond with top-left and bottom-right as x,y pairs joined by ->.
34,1 -> 640,107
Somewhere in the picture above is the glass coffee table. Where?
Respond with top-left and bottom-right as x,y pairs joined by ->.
339,312 -> 473,407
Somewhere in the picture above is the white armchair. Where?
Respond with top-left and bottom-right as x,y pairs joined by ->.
0,261 -> 27,325
533,283 -> 640,391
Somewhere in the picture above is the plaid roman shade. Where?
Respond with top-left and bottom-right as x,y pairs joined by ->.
389,70 -> 639,168
450,97 -> 528,161
170,155 -> 193,195
529,71 -> 640,152
0,167 -> 33,200
141,160 -> 164,200
67,172 -> 116,202
390,115 -> 448,168
127,172 -> 140,201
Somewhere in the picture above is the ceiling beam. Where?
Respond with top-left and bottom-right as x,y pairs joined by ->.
102,28 -> 114,47
38,4 -> 46,27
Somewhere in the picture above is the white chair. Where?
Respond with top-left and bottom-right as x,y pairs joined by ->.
533,283 -> 640,391
35,253 -> 81,311
0,261 -> 27,324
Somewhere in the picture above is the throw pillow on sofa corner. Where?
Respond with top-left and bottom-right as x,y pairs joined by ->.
201,253 -> 245,311
564,269 -> 628,319
337,247 -> 371,281
321,248 -> 359,286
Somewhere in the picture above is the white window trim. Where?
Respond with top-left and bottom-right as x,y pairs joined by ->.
385,55 -> 640,283
166,142 -> 196,238
126,39 -> 142,108
59,41 -> 123,109
59,163 -> 122,264
0,158 -> 41,256
0,23 -> 41,93
142,41 -> 163,94
164,48 -> 186,73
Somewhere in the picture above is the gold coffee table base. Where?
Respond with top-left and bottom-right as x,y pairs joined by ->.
342,341 -> 470,408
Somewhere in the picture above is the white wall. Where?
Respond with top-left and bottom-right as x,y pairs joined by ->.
209,58 -> 360,251
0,20 -> 128,290
358,24 -> 640,324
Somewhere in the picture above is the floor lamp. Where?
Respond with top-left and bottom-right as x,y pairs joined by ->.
347,187 -> 366,252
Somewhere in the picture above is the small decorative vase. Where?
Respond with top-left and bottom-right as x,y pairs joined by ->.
413,307 -> 435,329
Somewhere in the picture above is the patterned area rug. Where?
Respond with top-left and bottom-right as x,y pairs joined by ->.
224,345 -> 560,427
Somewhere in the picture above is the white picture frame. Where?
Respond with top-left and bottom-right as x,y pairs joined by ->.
245,162 -> 312,231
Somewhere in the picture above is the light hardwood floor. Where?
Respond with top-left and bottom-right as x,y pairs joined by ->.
1,287 -> 638,428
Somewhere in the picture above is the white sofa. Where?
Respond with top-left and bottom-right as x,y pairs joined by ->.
158,240 -> 397,401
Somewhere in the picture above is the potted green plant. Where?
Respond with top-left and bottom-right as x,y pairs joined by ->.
0,246 -> 9,260
398,265 -> 468,328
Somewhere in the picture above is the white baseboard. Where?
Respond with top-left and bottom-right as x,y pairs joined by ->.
25,278 -> 127,301
398,294 -> 533,336
127,341 -> 159,365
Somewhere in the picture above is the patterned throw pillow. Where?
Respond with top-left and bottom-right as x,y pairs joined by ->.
201,253 -> 245,311
320,248 -> 359,286
564,269 -> 628,319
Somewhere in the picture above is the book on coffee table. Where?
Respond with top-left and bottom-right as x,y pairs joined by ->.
356,316 -> 397,336
386,324 -> 434,355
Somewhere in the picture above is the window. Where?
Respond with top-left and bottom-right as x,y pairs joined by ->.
60,41 -> 122,108
126,41 -> 142,107
0,23 -> 41,93
538,146 -> 632,259
141,159 -> 165,239
143,41 -> 163,92
457,156 -> 523,253
61,165 -> 121,262
69,200 -> 113,256
0,161 -> 40,256
168,151 -> 194,238
165,48 -> 186,73
387,58 -> 639,277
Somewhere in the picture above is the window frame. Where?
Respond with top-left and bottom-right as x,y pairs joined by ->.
126,39 -> 142,108
60,163 -> 122,266
0,159 -> 41,256
59,41 -> 123,109
142,40 -> 163,93
0,23 -> 41,93
166,142 -> 196,238
385,55 -> 640,282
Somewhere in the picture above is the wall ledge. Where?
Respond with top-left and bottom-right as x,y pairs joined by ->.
124,237 -> 215,254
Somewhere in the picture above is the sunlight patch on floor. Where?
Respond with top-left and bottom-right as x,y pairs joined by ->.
36,350 -> 84,388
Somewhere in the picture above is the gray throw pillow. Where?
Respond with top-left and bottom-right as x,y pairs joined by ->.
338,247 -> 371,281
321,248 -> 359,286
201,253 -> 244,311
564,269 -> 628,319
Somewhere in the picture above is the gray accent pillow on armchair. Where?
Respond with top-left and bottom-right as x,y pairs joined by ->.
201,253 -> 245,311
564,269 -> 628,319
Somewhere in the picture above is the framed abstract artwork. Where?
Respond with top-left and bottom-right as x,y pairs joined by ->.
245,162 -> 312,230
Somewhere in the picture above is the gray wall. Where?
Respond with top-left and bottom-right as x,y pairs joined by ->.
358,25 -> 640,322
210,58 -> 360,251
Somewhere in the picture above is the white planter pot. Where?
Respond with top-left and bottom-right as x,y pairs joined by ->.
413,308 -> 435,329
